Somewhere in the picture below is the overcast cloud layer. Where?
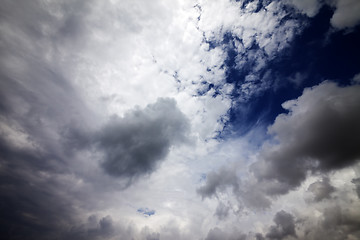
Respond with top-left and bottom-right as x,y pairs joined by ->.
1,0 -> 360,239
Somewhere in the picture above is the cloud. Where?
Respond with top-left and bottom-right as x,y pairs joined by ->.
351,178 -> 360,198
0,137 -> 84,240
286,0 -> 360,29
96,98 -> 189,183
214,202 -> 231,220
252,81 -> 360,195
198,81 -> 360,213
1,0 -> 359,239
286,0 -> 323,17
330,0 -> 360,29
294,199 -> 360,240
255,233 -> 265,240
0,0 -> 232,238
197,167 -> 239,199
65,215 -> 116,240
205,227 -> 247,240
307,177 -> 335,201
198,0 -> 302,101
0,32 -> 94,240
265,210 -> 297,240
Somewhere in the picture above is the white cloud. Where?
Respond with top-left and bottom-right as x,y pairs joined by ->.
330,0 -> 360,29
286,0 -> 322,17
198,0 -> 302,100
286,0 -> 360,29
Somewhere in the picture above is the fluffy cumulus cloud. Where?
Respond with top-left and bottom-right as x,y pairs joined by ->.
287,0 -> 360,29
198,82 -> 360,206
1,0 -> 360,239
198,82 -> 360,238
252,82 -> 360,195
330,0 -> 360,29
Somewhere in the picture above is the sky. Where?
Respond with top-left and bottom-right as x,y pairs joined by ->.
0,0 -> 360,239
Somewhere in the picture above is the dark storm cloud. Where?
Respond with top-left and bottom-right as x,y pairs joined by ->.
0,3 -> 95,237
0,135 -> 84,240
0,86 -> 188,238
1,1 -> 190,233
265,210 -> 296,240
0,1 -> 188,239
96,98 -> 189,181
0,76 -> 94,239
252,82 -> 360,195
0,0 -> 93,163
307,177 -> 335,202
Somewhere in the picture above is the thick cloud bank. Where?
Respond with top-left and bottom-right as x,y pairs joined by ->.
252,82 -> 360,194
198,82 -> 360,212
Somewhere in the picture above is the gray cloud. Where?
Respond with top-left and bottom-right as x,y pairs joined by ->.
205,227 -> 247,240
255,233 -> 265,240
0,1 -> 190,237
96,98 -> 189,182
0,3 -> 189,234
307,177 -> 335,202
351,178 -> 360,198
215,202 -> 230,220
0,136 -> 84,240
66,215 -> 116,240
197,167 -> 239,199
146,233 -> 160,240
1,0 -> 359,239
198,82 -> 360,212
252,82 -> 360,195
0,8 -> 94,237
330,0 -> 360,29
265,210 -> 296,240
296,205 -> 360,240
